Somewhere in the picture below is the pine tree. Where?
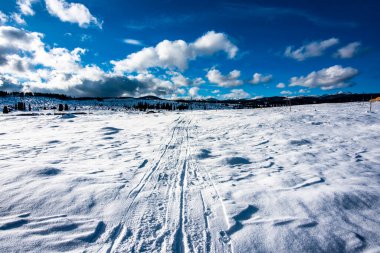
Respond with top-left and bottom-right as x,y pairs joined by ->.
17,102 -> 25,111
3,106 -> 9,114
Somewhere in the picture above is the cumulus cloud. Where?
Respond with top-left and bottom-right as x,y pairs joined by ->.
112,41 -> 189,73
335,42 -> 361,59
276,82 -> 285,88
112,31 -> 238,73
63,76 -> 149,98
0,76 -> 24,92
223,89 -> 250,100
0,12 -> 9,25
188,87 -> 199,97
0,26 -> 137,96
298,89 -> 310,94
0,26 -> 238,98
0,26 -> 99,92
285,38 -> 339,61
193,77 -> 205,85
191,31 -> 238,59
206,68 -> 243,87
280,90 -> 292,95
167,71 -> 205,87
250,73 -> 272,84
11,13 -> 26,25
0,26 -> 44,54
170,71 -> 190,86
17,0 -> 38,16
289,65 -> 359,90
45,0 -> 102,28
177,88 -> 186,95
0,25 -> 180,97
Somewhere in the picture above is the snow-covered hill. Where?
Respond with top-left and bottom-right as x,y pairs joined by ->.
0,102 -> 379,252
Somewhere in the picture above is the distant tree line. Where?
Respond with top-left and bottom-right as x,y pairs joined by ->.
133,102 -> 189,111
58,104 -> 70,111
0,91 -> 71,100
2,102 -> 71,114
212,93 -> 380,108
3,102 -> 32,114
1,91 -> 380,114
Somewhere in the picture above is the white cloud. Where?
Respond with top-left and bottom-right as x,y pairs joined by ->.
111,31 -> 238,73
112,47 -> 157,73
155,40 -> 190,70
168,71 -> 205,87
0,26 -> 93,91
125,72 -> 177,96
250,73 -> 272,84
0,26 -> 44,52
192,31 -> 238,59
0,25 -> 174,97
285,38 -> 339,61
298,89 -> 310,94
223,89 -> 250,100
17,0 -> 38,16
188,87 -> 199,97
206,68 -> 243,87
45,0 -> 102,28
289,65 -> 359,90
276,82 -> 285,88
123,39 -> 143,46
177,88 -> 186,95
212,89 -> 220,94
11,13 -> 26,25
0,26 -> 238,98
0,11 -> 9,25
335,42 -> 361,59
0,26 -> 226,98
193,77 -> 205,85
170,71 -> 189,87
280,90 -> 292,95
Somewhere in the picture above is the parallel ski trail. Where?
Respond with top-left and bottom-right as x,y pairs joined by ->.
188,116 -> 234,253
100,116 -> 185,253
99,113 -> 233,253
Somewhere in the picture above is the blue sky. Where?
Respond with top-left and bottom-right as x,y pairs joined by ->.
0,0 -> 379,98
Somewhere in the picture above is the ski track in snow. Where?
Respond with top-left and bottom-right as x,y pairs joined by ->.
98,116 -> 232,253
0,102 -> 379,252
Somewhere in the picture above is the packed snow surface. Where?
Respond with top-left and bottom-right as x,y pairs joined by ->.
0,102 -> 379,252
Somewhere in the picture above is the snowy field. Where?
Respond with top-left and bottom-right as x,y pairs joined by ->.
0,102 -> 379,253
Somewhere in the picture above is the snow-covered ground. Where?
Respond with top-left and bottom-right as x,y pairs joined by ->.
0,102 -> 379,253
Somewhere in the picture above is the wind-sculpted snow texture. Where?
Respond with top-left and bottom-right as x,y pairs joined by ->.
0,102 -> 379,252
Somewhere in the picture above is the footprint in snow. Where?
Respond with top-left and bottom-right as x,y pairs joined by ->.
226,205 -> 259,236
289,139 -> 312,146
36,167 -> 62,177
224,157 -> 251,166
100,127 -> 123,136
197,149 -> 212,159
